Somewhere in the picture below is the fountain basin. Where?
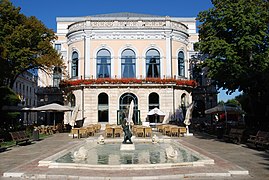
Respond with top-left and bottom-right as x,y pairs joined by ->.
39,138 -> 214,170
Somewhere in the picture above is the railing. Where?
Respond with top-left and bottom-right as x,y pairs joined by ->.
60,78 -> 197,88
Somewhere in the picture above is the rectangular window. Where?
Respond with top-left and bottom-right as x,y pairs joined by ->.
54,44 -> 61,51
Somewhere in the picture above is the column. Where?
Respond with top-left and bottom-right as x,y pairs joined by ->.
84,35 -> 91,79
166,31 -> 172,78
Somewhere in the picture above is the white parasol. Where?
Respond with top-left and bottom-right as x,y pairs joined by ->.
205,104 -> 244,114
127,100 -> 134,125
147,107 -> 165,116
147,107 -> 166,125
31,103 -> 73,126
70,105 -> 79,127
184,102 -> 194,136
32,103 -> 72,112
184,102 -> 194,126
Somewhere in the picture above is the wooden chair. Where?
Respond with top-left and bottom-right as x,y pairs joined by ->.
105,127 -> 113,138
132,125 -> 138,135
40,126 -> 48,134
47,126 -> 54,135
170,127 -> 179,137
92,124 -> 98,133
164,126 -> 171,136
71,128 -> 80,138
136,127 -> 144,137
156,124 -> 163,133
79,128 -> 88,138
86,126 -> 95,136
179,127 -> 187,136
114,127 -> 123,137
96,123 -> 102,132
144,127 -> 152,137
105,124 -> 111,128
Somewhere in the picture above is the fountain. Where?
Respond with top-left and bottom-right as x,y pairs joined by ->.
38,136 -> 215,170
38,103 -> 214,170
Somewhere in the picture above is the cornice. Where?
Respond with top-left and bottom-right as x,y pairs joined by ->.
67,19 -> 188,36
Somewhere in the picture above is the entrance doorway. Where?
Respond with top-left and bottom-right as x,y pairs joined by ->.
118,93 -> 140,125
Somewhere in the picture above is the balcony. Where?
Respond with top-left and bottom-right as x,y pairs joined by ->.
59,78 -> 197,89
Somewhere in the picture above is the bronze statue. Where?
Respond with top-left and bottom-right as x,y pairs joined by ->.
122,118 -> 133,144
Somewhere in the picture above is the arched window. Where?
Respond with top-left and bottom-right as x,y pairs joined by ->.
97,49 -> 111,78
178,51 -> 185,77
146,49 -> 160,78
119,93 -> 139,124
98,93 -> 109,122
71,52 -> 78,78
68,94 -> 76,107
148,92 -> 160,123
53,67 -> 62,87
121,49 -> 136,78
148,92 -> 159,111
181,93 -> 187,117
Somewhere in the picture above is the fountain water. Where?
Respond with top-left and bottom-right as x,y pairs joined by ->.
38,137 -> 214,170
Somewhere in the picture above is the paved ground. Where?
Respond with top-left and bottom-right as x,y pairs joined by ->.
0,131 -> 268,179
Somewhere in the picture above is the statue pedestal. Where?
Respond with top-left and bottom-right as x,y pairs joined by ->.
120,143 -> 135,151
185,125 -> 193,136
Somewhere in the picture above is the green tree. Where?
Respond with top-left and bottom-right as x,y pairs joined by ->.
197,0 -> 269,127
0,0 -> 63,88
226,99 -> 241,107
0,86 -> 20,134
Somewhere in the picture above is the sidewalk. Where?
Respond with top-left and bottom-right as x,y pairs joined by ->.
0,132 -> 268,179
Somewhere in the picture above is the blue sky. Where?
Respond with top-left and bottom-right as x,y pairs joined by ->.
10,0 -> 241,101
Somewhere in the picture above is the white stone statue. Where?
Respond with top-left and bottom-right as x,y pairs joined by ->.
152,134 -> 160,144
73,146 -> 88,161
97,135 -> 105,145
165,146 -> 178,160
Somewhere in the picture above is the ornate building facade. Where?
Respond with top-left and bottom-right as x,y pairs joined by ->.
39,13 -> 198,126
13,71 -> 38,124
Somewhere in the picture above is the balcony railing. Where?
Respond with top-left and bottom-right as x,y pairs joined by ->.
60,78 -> 197,88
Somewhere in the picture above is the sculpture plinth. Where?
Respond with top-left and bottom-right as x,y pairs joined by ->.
120,143 -> 135,151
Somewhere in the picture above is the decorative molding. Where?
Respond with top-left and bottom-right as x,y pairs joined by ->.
67,19 -> 188,35
101,44 -> 107,48
67,30 -> 188,45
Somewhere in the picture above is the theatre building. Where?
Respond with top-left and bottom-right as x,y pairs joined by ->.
39,13 -> 198,126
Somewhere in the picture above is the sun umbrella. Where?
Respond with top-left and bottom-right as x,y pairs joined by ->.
205,104 -> 244,114
127,100 -> 134,128
183,102 -> 194,136
32,103 -> 72,112
32,103 -> 73,126
184,102 -> 194,126
70,105 -> 79,127
147,107 -> 165,125
147,107 -> 165,116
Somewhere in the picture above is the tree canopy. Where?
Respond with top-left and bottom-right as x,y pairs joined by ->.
197,0 -> 269,94
197,0 -> 269,126
0,0 -> 63,88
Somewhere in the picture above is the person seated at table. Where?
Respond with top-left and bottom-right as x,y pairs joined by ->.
121,118 -> 133,144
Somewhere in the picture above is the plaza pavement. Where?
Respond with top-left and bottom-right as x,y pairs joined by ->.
0,131 -> 268,180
